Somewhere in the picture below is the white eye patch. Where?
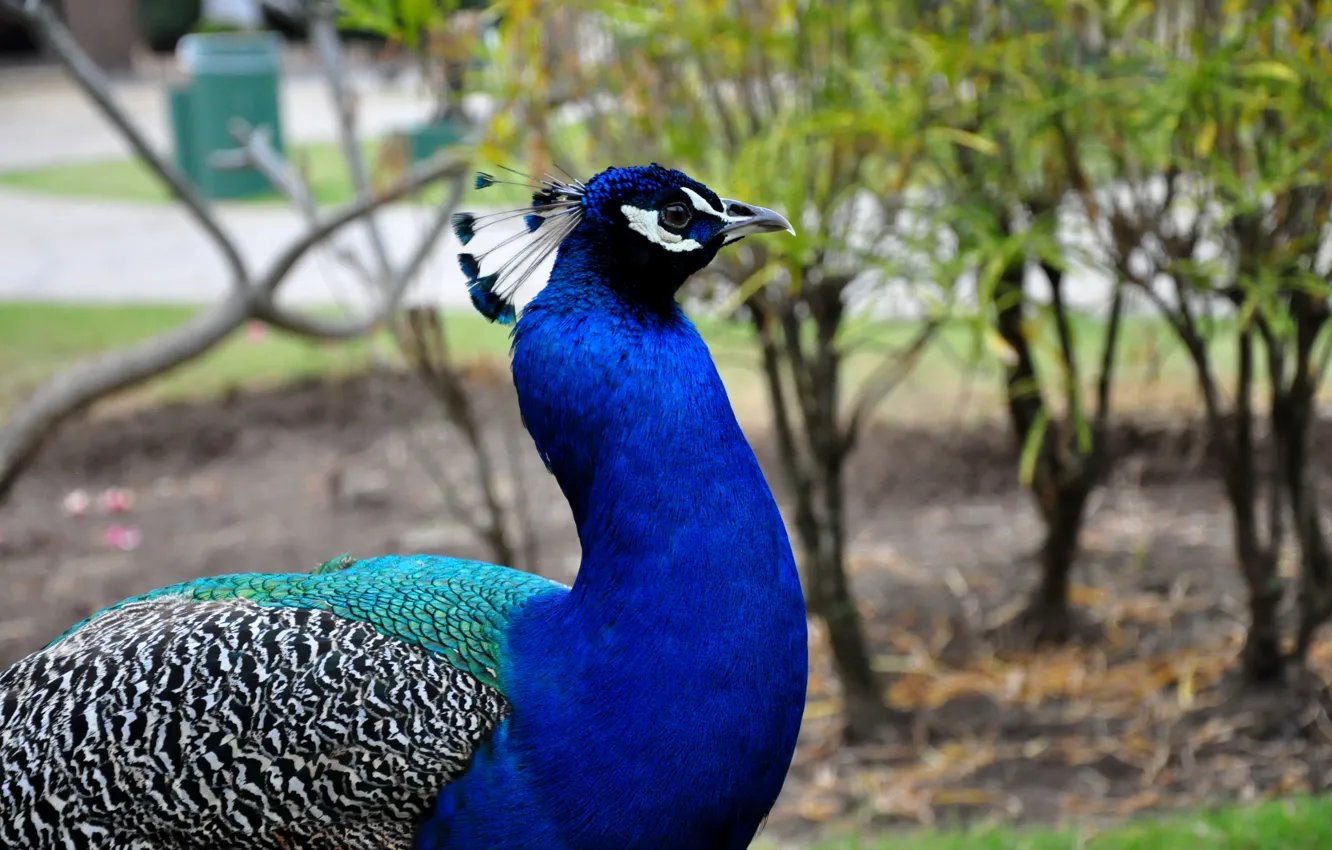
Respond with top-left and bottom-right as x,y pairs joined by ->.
680,186 -> 729,219
620,204 -> 704,253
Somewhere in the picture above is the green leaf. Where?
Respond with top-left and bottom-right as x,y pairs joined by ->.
1238,61 -> 1300,84
1193,118 -> 1217,158
1018,408 -> 1050,489
926,127 -> 1001,157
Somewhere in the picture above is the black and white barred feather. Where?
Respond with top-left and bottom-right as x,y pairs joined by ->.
0,597 -> 507,848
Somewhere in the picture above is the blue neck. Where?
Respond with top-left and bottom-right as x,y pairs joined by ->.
419,238 -> 808,850
515,255 -> 787,605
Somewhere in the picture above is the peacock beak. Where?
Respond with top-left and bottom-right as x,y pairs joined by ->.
717,199 -> 797,240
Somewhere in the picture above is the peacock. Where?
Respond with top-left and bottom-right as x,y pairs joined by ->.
0,164 -> 808,849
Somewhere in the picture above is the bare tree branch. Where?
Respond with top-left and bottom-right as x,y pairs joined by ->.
1046,261 -> 1083,424
223,119 -> 318,217
0,149 -> 465,501
841,318 -> 940,454
309,0 -> 395,283
9,0 -> 250,293
1094,282 -> 1125,431
0,294 -> 251,501
0,1 -> 472,505
224,118 -> 382,284
252,150 -> 469,338
749,299 -> 817,515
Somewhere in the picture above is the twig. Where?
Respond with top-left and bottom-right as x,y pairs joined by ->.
252,151 -> 468,338
309,0 -> 394,284
223,118 -> 375,282
841,318 -> 940,454
223,119 -> 317,216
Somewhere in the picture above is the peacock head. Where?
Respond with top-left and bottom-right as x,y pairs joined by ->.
453,163 -> 794,323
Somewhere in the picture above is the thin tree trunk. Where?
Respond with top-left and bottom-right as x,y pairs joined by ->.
814,453 -> 906,742
1285,297 -> 1331,660
1239,541 -> 1285,683
1227,327 -> 1286,683
994,256 -> 1084,641
805,545 -> 890,743
1025,484 -> 1091,643
750,293 -> 900,742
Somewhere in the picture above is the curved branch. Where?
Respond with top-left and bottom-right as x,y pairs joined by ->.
840,318 -> 939,455
253,154 -> 469,339
11,0 -> 250,290
0,294 -> 252,502
0,153 -> 468,503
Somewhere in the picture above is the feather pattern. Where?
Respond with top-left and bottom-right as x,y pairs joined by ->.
456,167 -> 586,324
0,556 -> 562,848
0,600 -> 499,848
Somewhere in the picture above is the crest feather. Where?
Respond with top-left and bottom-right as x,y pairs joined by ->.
455,166 -> 586,323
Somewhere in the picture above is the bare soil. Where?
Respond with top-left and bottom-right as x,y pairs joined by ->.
3,370 -> 1332,843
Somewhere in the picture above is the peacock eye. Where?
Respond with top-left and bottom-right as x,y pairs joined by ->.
660,202 -> 692,230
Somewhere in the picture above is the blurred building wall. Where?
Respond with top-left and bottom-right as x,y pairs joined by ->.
61,0 -> 141,71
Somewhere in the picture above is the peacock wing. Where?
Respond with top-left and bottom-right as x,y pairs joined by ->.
0,556 -> 563,849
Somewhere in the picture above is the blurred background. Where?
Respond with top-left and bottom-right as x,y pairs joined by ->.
2,1 -> 1332,847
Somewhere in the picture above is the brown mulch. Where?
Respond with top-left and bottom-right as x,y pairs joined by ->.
2,370 -> 1332,844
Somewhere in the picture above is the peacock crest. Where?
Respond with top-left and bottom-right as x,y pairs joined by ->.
453,166 -> 588,324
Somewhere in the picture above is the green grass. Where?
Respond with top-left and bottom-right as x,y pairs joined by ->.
756,795 -> 1332,849
0,302 -> 771,416
0,300 -> 1233,424
0,142 -> 354,206
0,140 -> 540,208
0,303 -> 512,413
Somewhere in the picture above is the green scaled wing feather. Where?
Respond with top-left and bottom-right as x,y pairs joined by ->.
56,555 -> 564,689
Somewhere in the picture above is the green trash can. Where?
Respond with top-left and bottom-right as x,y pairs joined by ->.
169,31 -> 285,200
404,117 -> 469,164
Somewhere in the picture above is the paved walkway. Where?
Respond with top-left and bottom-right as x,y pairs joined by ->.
0,63 -> 492,309
0,188 -> 493,309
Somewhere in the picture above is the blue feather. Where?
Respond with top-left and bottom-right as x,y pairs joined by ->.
525,214 -> 543,232
458,253 -> 481,280
467,273 -> 515,324
452,212 -> 477,245
475,172 -> 495,190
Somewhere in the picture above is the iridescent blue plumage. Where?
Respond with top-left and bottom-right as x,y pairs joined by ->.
458,252 -> 481,279
467,273 -> 513,325
0,163 -> 805,850
452,212 -> 477,245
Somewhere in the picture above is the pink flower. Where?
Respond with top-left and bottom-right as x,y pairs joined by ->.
104,524 -> 142,552
97,488 -> 135,514
62,489 -> 91,516
245,321 -> 268,343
